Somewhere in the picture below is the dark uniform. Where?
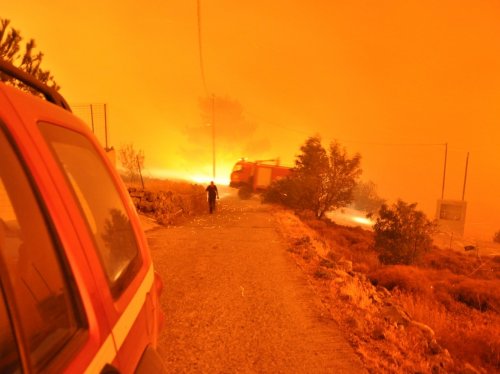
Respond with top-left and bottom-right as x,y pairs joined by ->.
206,181 -> 219,214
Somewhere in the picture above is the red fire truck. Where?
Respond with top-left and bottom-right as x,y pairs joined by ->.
230,159 -> 292,192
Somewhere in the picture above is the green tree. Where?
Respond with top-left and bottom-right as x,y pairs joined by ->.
293,136 -> 329,215
374,200 -> 436,265
264,136 -> 362,218
0,18 -> 59,91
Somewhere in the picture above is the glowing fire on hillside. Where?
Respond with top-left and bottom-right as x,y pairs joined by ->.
147,165 -> 231,186
352,216 -> 374,226
326,208 -> 374,229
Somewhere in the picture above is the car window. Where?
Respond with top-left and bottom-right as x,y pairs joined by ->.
39,122 -> 143,298
0,125 -> 85,372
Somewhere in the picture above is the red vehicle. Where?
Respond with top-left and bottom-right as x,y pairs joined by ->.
0,61 -> 165,373
230,159 -> 292,192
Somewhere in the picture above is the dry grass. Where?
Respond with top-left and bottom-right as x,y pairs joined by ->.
369,265 -> 433,295
450,277 -> 500,312
294,211 -> 500,373
399,292 -> 500,371
298,210 -> 378,271
423,247 -> 500,280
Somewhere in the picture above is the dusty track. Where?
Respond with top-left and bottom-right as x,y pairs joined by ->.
146,193 -> 364,373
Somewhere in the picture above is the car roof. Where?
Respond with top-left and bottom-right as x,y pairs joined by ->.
0,59 -> 71,111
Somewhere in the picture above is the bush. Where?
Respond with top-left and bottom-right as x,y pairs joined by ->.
423,249 -> 500,280
423,249 -> 476,276
314,268 -> 332,279
238,185 -> 253,200
398,292 -> 500,372
369,265 -> 433,295
298,215 -> 378,272
450,278 -> 500,312
118,143 -> 145,184
374,200 -> 436,265
453,322 -> 500,370
263,177 -> 298,206
493,230 -> 500,244
289,196 -> 500,372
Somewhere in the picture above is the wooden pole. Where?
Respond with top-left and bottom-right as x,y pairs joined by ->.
212,94 -> 216,180
441,143 -> 448,199
104,103 -> 108,150
462,152 -> 469,201
137,155 -> 144,190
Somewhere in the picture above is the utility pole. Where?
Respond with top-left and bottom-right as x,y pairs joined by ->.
90,104 -> 95,133
462,152 -> 469,201
441,143 -> 448,199
104,103 -> 109,150
211,94 -> 216,180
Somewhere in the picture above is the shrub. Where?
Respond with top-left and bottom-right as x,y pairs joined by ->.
423,249 -> 476,276
237,185 -> 252,200
398,293 -> 500,372
423,249 -> 500,280
369,265 -> 432,295
456,322 -> 500,370
450,278 -> 500,312
298,214 -> 377,273
118,143 -> 145,184
351,251 -> 380,274
263,176 -> 300,207
494,230 -> 500,244
374,200 -> 436,265
314,268 -> 332,279
290,194 -> 500,371
319,258 -> 334,268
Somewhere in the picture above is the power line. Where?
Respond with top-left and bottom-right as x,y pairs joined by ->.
337,140 -> 446,147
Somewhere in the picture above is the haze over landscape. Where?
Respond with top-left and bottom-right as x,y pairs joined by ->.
4,1 -> 500,239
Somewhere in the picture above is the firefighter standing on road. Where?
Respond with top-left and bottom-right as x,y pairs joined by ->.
206,181 -> 219,214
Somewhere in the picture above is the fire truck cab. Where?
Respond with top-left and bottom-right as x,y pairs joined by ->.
230,159 -> 291,192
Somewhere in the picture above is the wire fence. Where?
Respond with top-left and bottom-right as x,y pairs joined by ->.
72,103 -> 110,149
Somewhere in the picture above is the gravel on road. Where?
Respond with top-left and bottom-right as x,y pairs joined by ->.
146,194 -> 364,373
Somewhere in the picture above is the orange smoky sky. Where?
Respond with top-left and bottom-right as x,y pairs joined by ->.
3,1 -> 500,239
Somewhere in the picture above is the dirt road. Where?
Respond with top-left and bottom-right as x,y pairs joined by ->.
146,193 -> 364,373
